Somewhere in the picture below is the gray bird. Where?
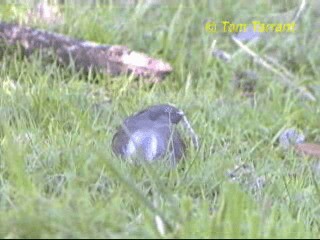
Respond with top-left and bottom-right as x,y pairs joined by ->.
112,104 -> 188,165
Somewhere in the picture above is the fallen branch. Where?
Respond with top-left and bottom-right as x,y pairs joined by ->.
0,22 -> 172,82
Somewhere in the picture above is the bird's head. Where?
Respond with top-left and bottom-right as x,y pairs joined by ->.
143,104 -> 184,124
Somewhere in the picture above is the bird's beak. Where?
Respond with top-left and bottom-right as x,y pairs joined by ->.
177,110 -> 185,116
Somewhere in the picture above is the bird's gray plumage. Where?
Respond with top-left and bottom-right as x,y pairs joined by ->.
112,104 -> 186,164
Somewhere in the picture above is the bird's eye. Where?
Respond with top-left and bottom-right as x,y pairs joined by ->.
165,106 -> 172,113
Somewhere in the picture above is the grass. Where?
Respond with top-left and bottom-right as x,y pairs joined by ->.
0,0 -> 320,238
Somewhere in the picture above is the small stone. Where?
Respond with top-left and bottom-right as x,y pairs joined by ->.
279,128 -> 305,149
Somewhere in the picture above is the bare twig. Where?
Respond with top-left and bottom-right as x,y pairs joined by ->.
263,54 -> 296,79
292,0 -> 307,23
231,36 -> 316,101
181,115 -> 199,150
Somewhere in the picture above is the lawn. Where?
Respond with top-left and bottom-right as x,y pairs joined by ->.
0,0 -> 320,238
